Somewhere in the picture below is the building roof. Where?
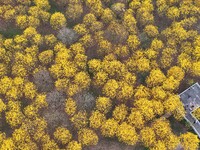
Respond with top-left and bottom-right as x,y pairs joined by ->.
179,83 -> 200,107
179,83 -> 200,138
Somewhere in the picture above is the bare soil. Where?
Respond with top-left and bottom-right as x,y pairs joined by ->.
84,139 -> 146,150
169,117 -> 188,136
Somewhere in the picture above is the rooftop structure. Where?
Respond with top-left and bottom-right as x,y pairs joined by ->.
179,83 -> 200,138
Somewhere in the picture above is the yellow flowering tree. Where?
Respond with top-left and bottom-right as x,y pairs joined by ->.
164,134 -> 180,150
101,119 -> 119,138
146,69 -> 166,87
0,99 -> 6,115
1,138 -> 15,150
65,98 -> 77,116
73,71 -> 91,89
96,97 -> 112,114
67,141 -> 82,150
116,82 -> 134,101
78,128 -> 98,146
152,119 -> 172,139
127,35 -> 140,50
89,110 -> 106,129
166,7 -> 180,20
70,111 -> 88,130
38,50 -> 54,65
144,25 -> 159,38
23,82 -> 37,100
116,122 -> 138,145
167,66 -> 185,81
54,127 -> 72,145
127,108 -> 145,129
140,127 -> 156,147
179,132 -> 199,150
112,104 -> 128,123
191,61 -> 200,77
50,12 -> 66,30
151,140 -> 166,150
102,79 -> 119,99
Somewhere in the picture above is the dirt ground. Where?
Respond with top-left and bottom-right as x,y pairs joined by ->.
169,117 -> 188,136
0,19 -> 8,30
84,139 -> 147,150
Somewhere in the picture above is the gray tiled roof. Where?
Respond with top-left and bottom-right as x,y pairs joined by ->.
179,83 -> 200,138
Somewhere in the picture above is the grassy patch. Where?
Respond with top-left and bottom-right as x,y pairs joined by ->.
49,0 -> 60,14
139,32 -> 151,49
0,28 -> 23,38
137,72 -> 149,85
